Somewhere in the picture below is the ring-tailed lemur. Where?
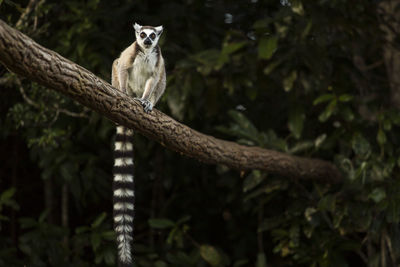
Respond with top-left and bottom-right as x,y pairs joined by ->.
111,22 -> 166,267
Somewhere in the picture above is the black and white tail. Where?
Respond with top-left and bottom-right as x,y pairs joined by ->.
113,125 -> 135,267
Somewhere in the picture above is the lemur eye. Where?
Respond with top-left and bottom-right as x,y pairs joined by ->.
140,32 -> 146,38
150,33 -> 156,40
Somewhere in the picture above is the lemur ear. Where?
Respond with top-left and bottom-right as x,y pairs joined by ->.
133,23 -> 141,33
155,25 -> 163,36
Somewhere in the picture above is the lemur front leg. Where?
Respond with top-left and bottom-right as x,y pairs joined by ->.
118,68 -> 129,93
135,77 -> 155,113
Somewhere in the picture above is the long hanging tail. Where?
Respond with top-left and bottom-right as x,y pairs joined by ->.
113,125 -> 135,267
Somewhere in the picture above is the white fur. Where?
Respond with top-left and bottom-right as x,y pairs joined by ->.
116,224 -> 133,233
127,48 -> 159,98
115,141 -> 133,151
117,233 -> 133,242
133,23 -> 162,50
133,23 -> 141,33
114,214 -> 134,223
116,126 -> 133,135
118,235 -> 133,263
113,23 -> 164,266
114,157 -> 133,166
128,24 -> 162,97
114,202 -> 134,210
114,174 -> 133,182
114,188 -> 135,197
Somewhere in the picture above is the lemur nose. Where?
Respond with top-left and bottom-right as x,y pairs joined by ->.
144,38 -> 152,45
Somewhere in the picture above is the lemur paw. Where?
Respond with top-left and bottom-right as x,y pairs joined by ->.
143,100 -> 153,113
134,98 -> 153,113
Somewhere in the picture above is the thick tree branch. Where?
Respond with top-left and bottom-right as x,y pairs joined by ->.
0,19 -> 342,183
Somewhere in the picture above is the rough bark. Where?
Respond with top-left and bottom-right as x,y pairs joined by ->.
0,19 -> 342,183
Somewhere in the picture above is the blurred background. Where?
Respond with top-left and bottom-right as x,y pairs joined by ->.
1,0 -> 400,266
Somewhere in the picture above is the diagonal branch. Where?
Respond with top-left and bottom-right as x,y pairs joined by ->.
0,19 -> 342,183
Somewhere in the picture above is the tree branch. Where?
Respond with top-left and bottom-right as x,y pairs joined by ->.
0,19 -> 342,183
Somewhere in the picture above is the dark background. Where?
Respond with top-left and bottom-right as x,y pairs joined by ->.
1,0 -> 400,266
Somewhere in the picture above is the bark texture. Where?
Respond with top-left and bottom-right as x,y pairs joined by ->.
0,19 -> 342,183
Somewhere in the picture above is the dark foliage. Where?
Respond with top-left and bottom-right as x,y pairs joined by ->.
1,0 -> 400,266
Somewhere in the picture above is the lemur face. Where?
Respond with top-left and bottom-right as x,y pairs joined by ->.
134,23 -> 163,50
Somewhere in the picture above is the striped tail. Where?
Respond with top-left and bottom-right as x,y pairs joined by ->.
113,125 -> 135,267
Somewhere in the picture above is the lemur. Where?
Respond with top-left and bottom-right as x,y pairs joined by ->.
111,23 -> 166,267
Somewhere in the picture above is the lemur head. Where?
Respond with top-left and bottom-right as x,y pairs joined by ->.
133,23 -> 163,50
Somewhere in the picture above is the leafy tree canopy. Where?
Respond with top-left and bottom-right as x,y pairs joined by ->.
1,0 -> 400,266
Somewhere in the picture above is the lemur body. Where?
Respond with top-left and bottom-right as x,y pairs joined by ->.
111,23 -> 165,267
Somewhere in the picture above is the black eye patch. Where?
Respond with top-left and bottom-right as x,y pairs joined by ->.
140,32 -> 146,38
150,33 -> 156,40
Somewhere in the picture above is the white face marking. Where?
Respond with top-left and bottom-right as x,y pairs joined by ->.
134,25 -> 163,50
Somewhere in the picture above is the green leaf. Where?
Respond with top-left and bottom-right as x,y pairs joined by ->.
318,99 -> 337,122
288,106 -> 304,139
263,60 -> 282,75
340,107 -> 354,121
244,181 -> 287,202
233,259 -> 250,267
243,170 -> 265,192
314,134 -> 326,148
101,230 -> 116,241
91,233 -> 101,252
369,188 -> 386,203
258,216 -> 286,232
338,94 -> 353,102
200,245 -> 221,267
218,41 -> 247,68
313,94 -> 334,105
288,141 -> 313,154
258,36 -> 278,60
291,1 -> 304,15
224,110 -> 260,144
0,187 -> 16,202
176,215 -> 191,225
318,194 -> 336,212
19,217 -> 37,229
166,227 -> 179,245
103,248 -> 115,265
75,226 -> 90,234
304,207 -> 318,223
256,253 -> 267,267
289,225 -> 300,248
148,218 -> 175,229
377,129 -> 386,145
91,212 -> 107,228
221,41 -> 246,56
301,20 -> 312,39
283,71 -> 297,92
38,210 -> 49,223
352,134 -> 371,158
155,260 -> 168,267
383,119 -> 392,131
